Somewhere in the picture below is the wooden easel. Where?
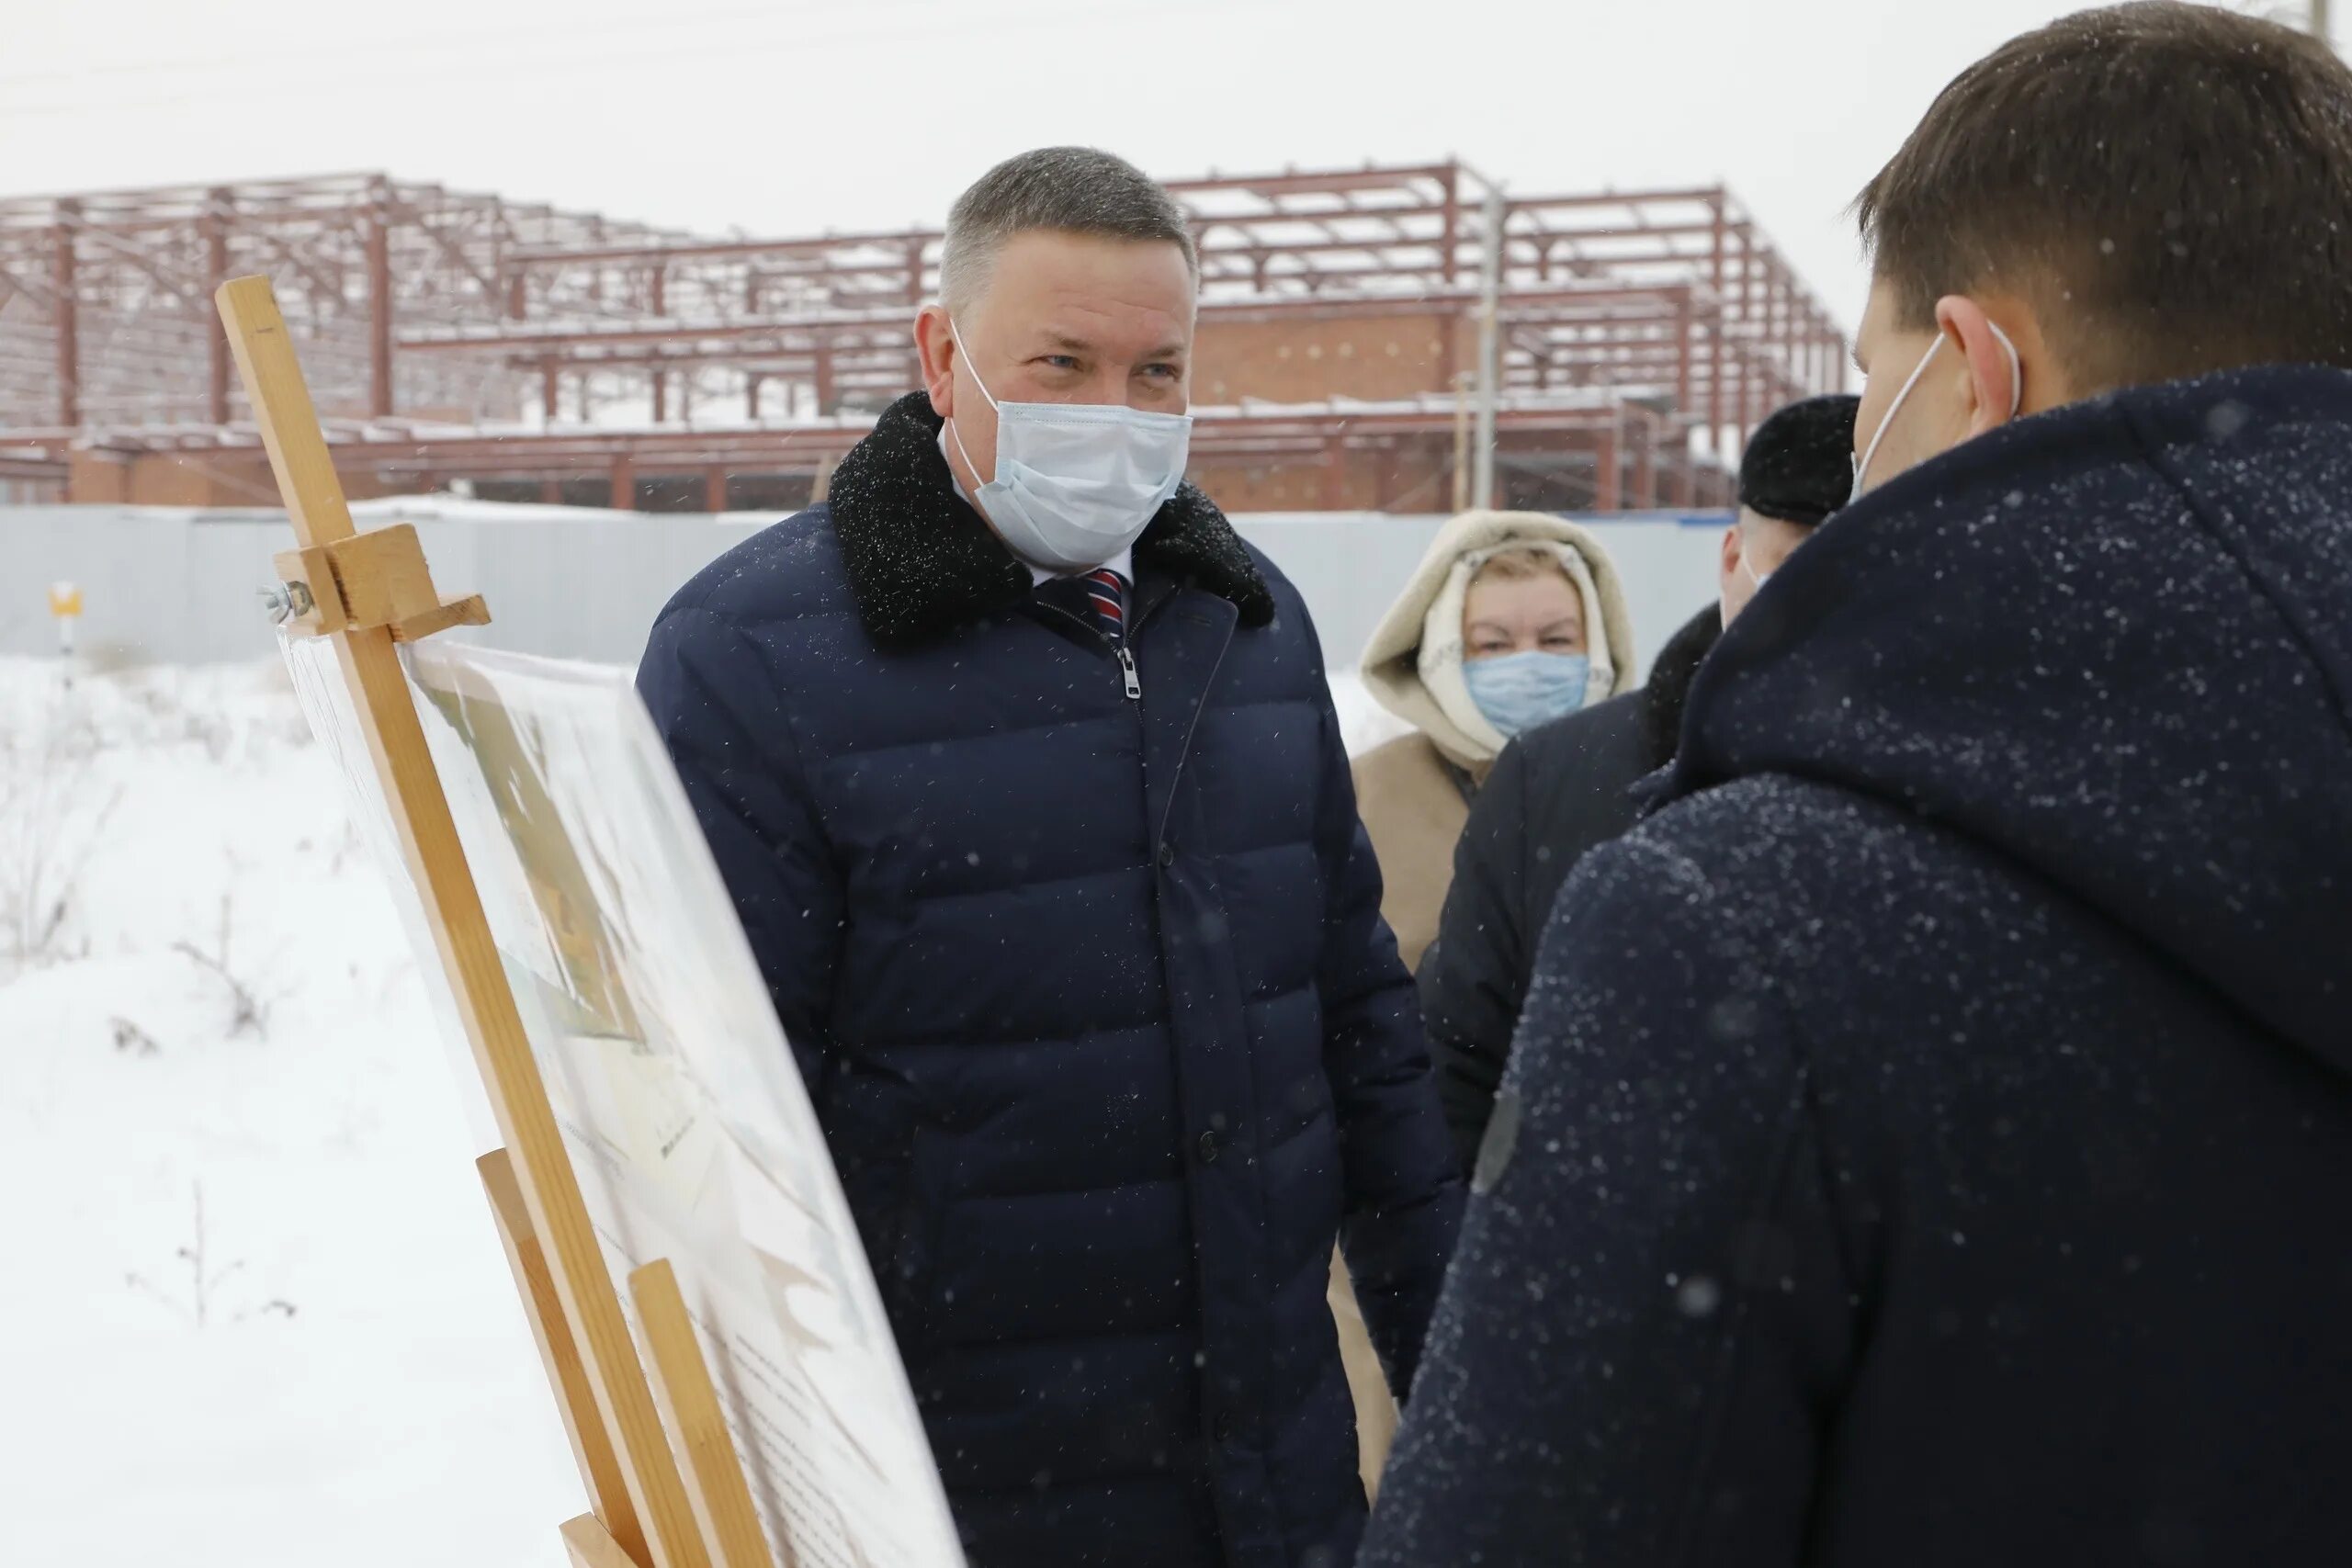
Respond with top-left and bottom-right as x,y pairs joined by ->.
218,275 -> 776,1568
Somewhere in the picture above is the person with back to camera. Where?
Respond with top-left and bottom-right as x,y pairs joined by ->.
1363,6 -> 2352,1562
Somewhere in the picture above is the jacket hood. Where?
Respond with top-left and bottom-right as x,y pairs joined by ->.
1660,366 -> 2352,1068
1361,510 -> 1639,768
1636,604 -> 1724,774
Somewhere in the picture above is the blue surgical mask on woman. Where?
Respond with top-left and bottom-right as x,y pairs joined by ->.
1464,650 -> 1591,738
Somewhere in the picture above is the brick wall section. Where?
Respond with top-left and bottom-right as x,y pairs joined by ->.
1193,310 -> 1478,405
1193,444 -> 1453,514
1189,305 -> 1476,513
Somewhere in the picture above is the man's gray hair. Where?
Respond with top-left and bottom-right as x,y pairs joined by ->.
939,147 -> 1199,315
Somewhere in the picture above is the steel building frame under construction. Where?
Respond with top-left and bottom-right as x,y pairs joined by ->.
0,160 -> 1846,512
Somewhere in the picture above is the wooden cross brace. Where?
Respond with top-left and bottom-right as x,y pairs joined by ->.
270,525 -> 491,642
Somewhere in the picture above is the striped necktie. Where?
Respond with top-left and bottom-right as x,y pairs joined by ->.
1076,567 -> 1128,641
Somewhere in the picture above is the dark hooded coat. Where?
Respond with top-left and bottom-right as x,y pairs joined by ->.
1363,367 -> 2352,1567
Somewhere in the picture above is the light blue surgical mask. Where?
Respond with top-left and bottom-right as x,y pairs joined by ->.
1464,650 -> 1591,739
947,318 -> 1192,572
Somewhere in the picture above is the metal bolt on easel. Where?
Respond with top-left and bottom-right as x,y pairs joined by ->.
261,580 -> 315,626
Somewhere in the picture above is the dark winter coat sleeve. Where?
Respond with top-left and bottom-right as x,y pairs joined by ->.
1317,698 -> 1465,1396
1420,695 -> 1655,1179
636,604 -> 842,1089
1419,733 -> 1535,1174
1362,831 -> 1859,1567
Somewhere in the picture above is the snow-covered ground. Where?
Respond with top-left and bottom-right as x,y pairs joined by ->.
0,657 -> 580,1568
0,655 -> 1408,1567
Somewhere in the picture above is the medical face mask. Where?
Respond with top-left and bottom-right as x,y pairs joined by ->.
1849,320 -> 2022,502
945,320 -> 1193,573
1464,650 -> 1592,739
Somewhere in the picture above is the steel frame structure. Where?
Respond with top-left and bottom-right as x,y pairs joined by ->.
2,160 -> 1841,509
0,173 -> 684,429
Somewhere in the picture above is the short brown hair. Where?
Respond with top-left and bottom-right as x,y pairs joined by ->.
1857,2 -> 2352,390
940,147 -> 1198,314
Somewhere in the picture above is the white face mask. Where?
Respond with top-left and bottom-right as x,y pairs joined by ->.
1849,319 -> 2022,502
945,319 -> 1193,573
1720,539 -> 1773,631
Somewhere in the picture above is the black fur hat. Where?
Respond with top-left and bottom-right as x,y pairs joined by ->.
1738,393 -> 1860,527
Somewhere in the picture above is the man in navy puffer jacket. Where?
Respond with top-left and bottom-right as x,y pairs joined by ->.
637,147 -> 1460,1568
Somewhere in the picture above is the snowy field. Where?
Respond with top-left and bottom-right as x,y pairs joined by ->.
0,653 -> 1407,1567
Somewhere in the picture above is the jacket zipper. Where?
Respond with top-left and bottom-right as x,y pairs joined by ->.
1037,590 -> 1229,863
1032,599 -> 1145,701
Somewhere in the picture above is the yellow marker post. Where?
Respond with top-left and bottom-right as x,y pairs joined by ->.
47,581 -> 82,660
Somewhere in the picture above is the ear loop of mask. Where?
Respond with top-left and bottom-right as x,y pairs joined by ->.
944,316 -> 999,481
1849,320 -> 2023,501
1992,320 -> 2022,418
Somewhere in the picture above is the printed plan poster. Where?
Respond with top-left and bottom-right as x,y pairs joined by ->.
281,633 -> 964,1568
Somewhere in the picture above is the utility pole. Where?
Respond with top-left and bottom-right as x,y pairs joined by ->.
2316,0 -> 2333,43
1452,372 -> 1473,513
1471,179 -> 1506,511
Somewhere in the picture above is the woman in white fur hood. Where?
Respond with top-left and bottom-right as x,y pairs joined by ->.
1352,509 -> 1637,972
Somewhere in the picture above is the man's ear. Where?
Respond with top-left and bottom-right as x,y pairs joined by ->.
1718,523 -> 1743,588
914,304 -> 956,418
1934,294 -> 2030,436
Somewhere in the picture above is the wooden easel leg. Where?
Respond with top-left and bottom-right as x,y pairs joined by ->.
487,1155 -> 778,1568
481,1149 -> 644,1554
630,1260 -> 781,1568
562,1514 -> 642,1568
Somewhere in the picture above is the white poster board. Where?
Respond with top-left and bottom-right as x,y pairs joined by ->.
281,633 -> 964,1568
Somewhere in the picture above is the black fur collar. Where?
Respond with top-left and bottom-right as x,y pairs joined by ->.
828,390 -> 1275,649
1637,604 -> 1724,772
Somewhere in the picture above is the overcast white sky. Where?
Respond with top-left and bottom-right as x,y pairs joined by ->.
2,0 -> 2317,333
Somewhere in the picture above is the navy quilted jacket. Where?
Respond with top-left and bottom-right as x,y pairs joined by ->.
637,391 -> 1462,1568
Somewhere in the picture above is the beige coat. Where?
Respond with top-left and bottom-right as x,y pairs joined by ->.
1333,512 -> 1636,1494
1351,733 -> 1474,974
